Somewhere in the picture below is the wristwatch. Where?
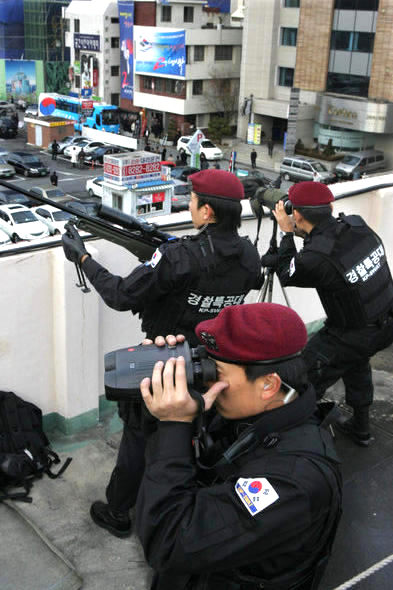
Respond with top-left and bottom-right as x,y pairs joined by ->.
279,231 -> 294,239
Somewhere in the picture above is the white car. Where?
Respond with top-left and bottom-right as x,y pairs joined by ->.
63,140 -> 106,158
86,175 -> 104,199
32,204 -> 76,235
177,136 -> 223,160
0,227 -> 11,245
0,204 -> 50,242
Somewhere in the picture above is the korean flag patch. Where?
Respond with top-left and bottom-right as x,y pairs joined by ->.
147,248 -> 162,269
235,478 -> 279,516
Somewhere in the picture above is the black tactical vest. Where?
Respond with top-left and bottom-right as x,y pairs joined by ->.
141,231 -> 260,345
306,214 -> 393,329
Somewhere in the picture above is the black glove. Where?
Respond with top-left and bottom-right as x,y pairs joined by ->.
62,222 -> 89,264
261,253 -> 279,269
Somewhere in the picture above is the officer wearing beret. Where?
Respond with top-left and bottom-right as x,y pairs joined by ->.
136,303 -> 342,590
62,169 -> 261,537
273,181 -> 393,446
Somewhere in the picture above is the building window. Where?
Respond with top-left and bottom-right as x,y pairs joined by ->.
161,5 -> 172,22
154,78 -> 163,91
143,77 -> 153,91
63,19 -> 70,32
326,72 -> 369,97
111,93 -> 119,106
186,46 -> 190,64
192,80 -> 203,95
74,19 -> 80,33
281,27 -> 297,46
194,45 -> 204,61
75,75 -> 80,88
334,0 -> 379,9
284,0 -> 300,6
111,17 -> 119,24
111,37 -> 120,48
331,31 -> 374,52
184,7 -> 194,22
111,65 -> 119,77
278,67 -> 294,86
113,194 -> 123,210
215,45 -> 233,61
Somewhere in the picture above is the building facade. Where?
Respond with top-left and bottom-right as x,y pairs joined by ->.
238,0 -> 393,163
64,0 -> 242,136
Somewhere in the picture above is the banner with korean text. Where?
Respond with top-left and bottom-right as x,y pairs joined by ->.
118,0 -> 134,100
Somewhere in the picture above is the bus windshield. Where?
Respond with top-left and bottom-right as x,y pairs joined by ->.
102,109 -> 120,126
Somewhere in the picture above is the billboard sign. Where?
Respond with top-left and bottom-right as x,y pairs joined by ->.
118,0 -> 134,100
207,0 -> 231,12
135,27 -> 186,78
74,34 -> 100,52
5,60 -> 36,101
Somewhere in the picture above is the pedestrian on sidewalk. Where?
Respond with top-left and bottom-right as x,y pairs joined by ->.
250,148 -> 257,169
78,147 -> 85,169
51,140 -> 59,161
161,147 -> 166,161
70,146 -> 78,168
50,170 -> 58,186
268,138 -> 274,158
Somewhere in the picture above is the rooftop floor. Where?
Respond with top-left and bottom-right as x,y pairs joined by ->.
2,343 -> 393,590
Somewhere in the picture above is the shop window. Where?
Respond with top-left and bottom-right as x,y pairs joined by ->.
113,194 -> 123,210
161,5 -> 172,22
215,46 -> 233,61
184,7 -> 194,22
281,28 -> 297,46
278,67 -> 294,87
193,80 -> 203,95
194,46 -> 205,62
75,75 -> 80,88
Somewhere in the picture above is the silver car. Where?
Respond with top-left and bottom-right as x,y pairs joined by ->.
0,156 -> 15,178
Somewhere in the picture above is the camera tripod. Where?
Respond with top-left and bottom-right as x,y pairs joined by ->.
256,216 -> 291,307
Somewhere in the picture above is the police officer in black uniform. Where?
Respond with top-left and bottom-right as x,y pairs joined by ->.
137,303 -> 342,590
61,169 -> 261,537
273,181 -> 393,446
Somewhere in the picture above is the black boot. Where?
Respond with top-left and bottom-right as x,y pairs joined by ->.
335,407 -> 371,447
90,501 -> 132,538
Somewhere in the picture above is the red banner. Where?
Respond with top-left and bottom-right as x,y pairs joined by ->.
153,191 -> 165,203
82,100 -> 94,110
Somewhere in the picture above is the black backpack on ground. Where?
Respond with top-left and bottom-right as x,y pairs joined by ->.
0,391 -> 72,503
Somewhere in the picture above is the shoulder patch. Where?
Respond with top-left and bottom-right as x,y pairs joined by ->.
235,477 -> 279,516
289,256 -> 296,277
145,248 -> 162,269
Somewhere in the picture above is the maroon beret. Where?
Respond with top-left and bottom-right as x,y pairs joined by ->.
189,169 -> 244,201
289,181 -> 334,207
195,303 -> 307,364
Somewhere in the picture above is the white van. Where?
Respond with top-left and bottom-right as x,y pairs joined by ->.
335,150 -> 385,180
280,156 -> 336,184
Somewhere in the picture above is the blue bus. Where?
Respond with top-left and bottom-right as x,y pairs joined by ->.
38,93 -> 120,133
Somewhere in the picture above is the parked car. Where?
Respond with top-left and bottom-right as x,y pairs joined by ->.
63,140 -> 106,159
16,99 -> 27,111
171,180 -> 191,212
0,227 -> 11,245
0,116 -> 17,138
170,166 -> 199,181
280,156 -> 336,184
0,204 -> 50,242
32,204 -> 76,235
335,150 -> 385,180
47,135 -> 85,154
84,145 -> 124,165
0,190 -> 36,208
86,176 -> 104,198
25,104 -> 39,117
29,186 -> 74,204
0,156 -> 16,178
177,136 -> 223,160
6,152 -> 50,177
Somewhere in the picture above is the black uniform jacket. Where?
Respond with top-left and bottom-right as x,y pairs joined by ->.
82,224 -> 261,343
135,386 -> 341,590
